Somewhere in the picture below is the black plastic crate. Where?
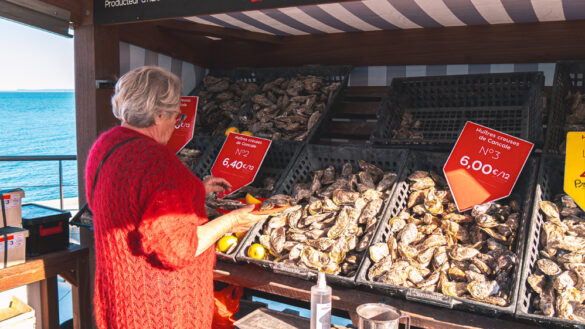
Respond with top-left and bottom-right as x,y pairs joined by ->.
21,203 -> 71,256
370,72 -> 544,150
234,65 -> 351,143
185,136 -> 225,174
236,145 -> 408,287
193,137 -> 305,262
516,155 -> 585,328
544,62 -> 585,155
356,150 -> 536,317
180,136 -> 221,172
189,68 -> 268,137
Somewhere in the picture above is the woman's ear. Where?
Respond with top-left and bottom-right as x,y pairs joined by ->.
153,112 -> 164,125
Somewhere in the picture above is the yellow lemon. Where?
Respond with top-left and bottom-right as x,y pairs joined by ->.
235,231 -> 247,239
217,235 -> 238,253
248,243 -> 266,260
225,127 -> 239,136
241,131 -> 254,136
245,193 -> 262,205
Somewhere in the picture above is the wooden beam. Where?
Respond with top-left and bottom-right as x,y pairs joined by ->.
211,20 -> 585,67
156,19 -> 283,45
117,20 -> 213,67
39,0 -> 89,25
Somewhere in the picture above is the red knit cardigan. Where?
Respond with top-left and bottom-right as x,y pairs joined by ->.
86,126 -> 215,329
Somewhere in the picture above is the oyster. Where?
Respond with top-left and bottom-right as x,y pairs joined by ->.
537,258 -> 562,276
398,223 -> 418,245
377,172 -> 398,192
369,243 -> 390,263
259,194 -> 292,211
540,201 -> 560,219
449,246 -> 480,261
332,190 -> 360,205
358,160 -> 384,182
468,280 -> 499,299
270,227 -> 286,255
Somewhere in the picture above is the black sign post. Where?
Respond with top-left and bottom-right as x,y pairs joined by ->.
94,0 -> 353,25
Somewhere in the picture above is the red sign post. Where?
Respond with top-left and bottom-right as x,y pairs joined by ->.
211,133 -> 272,196
443,122 -> 533,211
167,96 -> 198,154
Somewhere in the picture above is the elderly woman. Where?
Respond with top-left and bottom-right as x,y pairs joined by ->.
86,66 -> 266,329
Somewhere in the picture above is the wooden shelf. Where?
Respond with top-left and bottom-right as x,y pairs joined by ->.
214,261 -> 540,329
0,245 -> 91,329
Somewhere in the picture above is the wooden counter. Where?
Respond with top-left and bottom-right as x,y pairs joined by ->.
0,244 -> 90,329
214,261 -> 540,329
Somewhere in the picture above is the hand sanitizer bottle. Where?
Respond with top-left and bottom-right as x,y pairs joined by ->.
310,271 -> 332,329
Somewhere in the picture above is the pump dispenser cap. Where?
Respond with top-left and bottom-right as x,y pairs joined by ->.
317,271 -> 326,289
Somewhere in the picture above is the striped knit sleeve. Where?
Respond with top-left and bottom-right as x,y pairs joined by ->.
138,189 -> 203,268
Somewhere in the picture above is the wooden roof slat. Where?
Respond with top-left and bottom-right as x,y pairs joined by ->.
157,19 -> 284,45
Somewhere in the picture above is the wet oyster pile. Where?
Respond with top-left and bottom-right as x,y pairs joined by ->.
197,76 -> 259,136
178,148 -> 203,168
559,91 -> 585,153
237,75 -> 341,141
392,112 -> 423,140
250,161 -> 398,276
367,170 -> 521,307
526,196 -> 585,321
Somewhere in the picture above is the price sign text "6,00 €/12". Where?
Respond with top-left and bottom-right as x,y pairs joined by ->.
443,121 -> 533,212
211,133 -> 272,196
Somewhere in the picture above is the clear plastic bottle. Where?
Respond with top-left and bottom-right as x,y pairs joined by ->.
310,271 -> 332,329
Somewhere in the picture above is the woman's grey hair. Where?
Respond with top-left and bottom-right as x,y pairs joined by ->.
112,66 -> 183,127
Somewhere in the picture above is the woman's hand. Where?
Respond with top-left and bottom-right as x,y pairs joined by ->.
229,204 -> 268,233
203,176 -> 232,195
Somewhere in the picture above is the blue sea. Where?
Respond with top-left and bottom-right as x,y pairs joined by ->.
0,92 -> 77,203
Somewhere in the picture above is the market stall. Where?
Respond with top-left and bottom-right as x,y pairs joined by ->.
6,0 -> 585,328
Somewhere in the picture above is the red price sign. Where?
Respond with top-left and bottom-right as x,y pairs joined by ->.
166,96 -> 198,154
211,133 -> 272,196
443,122 -> 533,211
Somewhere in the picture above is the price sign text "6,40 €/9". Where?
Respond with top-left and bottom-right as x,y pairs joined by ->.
211,133 -> 271,196
443,121 -> 533,212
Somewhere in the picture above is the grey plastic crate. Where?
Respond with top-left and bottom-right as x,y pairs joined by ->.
516,155 -> 585,328
234,65 -> 351,143
189,68 -> 267,136
370,72 -> 544,150
236,145 -> 408,287
544,61 -> 585,155
356,150 -> 536,317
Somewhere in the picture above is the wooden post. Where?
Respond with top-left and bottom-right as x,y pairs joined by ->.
75,25 -> 120,206
40,276 -> 59,329
74,2 -> 119,328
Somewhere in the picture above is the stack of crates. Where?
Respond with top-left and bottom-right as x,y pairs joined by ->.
0,189 -> 28,269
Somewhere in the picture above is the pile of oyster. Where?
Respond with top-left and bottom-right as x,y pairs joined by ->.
392,112 -> 423,140
237,75 -> 340,141
205,176 -> 277,220
196,76 -> 259,136
559,91 -> 585,153
178,148 -> 203,169
526,196 -> 585,321
367,171 -> 521,307
250,161 -> 398,276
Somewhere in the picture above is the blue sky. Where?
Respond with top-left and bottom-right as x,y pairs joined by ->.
0,17 -> 74,91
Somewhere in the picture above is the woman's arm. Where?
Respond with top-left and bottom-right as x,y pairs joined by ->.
194,204 -> 267,256
139,199 -> 267,266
